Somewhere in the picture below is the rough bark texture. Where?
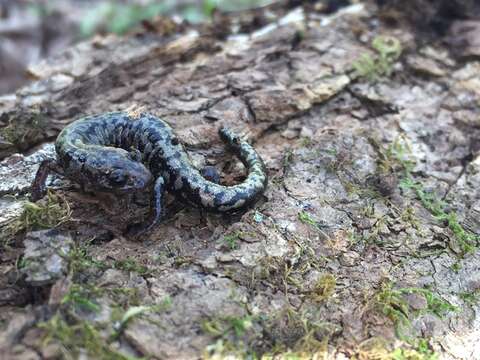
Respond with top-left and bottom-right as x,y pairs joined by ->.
1,2 -> 480,359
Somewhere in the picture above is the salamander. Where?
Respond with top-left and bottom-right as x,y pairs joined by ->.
31,111 -> 268,234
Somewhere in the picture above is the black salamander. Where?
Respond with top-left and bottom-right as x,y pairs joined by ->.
31,112 -> 268,234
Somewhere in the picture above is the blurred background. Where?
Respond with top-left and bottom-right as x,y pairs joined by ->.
1,0 -> 478,95
0,0 -> 304,95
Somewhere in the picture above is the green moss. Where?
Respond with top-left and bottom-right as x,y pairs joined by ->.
32,219 -> 166,359
355,337 -> 438,360
374,282 -> 411,337
400,178 -> 478,254
40,285 -> 170,358
298,211 -> 329,238
79,2 -> 167,37
69,242 -> 108,274
311,274 -> 336,302
347,229 -> 365,247
203,339 -> 254,360
0,110 -> 46,146
450,261 -> 462,273
78,0 -> 270,38
266,307 -> 336,355
113,258 -> 150,275
458,289 -> 480,305
173,255 -> 194,267
370,135 -> 414,177
113,297 -> 172,336
62,284 -> 102,313
202,315 -> 253,338
109,287 -> 141,307
1,125 -> 18,145
352,35 -> 402,81
299,137 -> 313,147
1,191 -> 71,249
202,309 -> 332,359
400,287 -> 457,318
372,282 -> 456,339
253,256 -> 295,292
375,136 -> 478,255
202,314 -> 258,359
15,190 -> 71,232
391,347 -> 438,360
201,305 -> 439,360
40,314 -> 141,360
298,211 -> 316,227
222,232 -> 242,251
70,243 -> 149,278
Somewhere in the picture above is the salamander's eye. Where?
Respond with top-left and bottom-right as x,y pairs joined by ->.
108,170 -> 127,186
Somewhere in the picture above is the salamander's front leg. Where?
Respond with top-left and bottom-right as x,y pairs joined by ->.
150,176 -> 165,228
126,176 -> 165,236
30,159 -> 63,201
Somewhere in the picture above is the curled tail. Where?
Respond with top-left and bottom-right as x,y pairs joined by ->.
184,127 -> 267,212
218,127 -> 267,186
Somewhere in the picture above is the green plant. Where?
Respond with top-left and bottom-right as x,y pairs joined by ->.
353,35 -> 402,81
202,314 -> 258,358
355,337 -> 438,360
16,190 -> 71,232
0,110 -> 46,146
203,0 -> 217,19
400,178 -> 478,254
459,289 -> 480,305
62,284 -> 102,313
376,135 -> 478,255
391,347 -> 438,360
113,258 -> 150,275
223,232 -> 241,251
1,190 -> 71,248
374,282 -> 411,336
298,211 -> 328,236
40,314 -> 139,360
79,1 -> 167,37
372,282 -> 456,339
113,296 -> 172,335
202,315 -> 253,338
79,0 -> 273,38
69,241 -> 108,274
311,274 -> 336,302
400,287 -> 457,318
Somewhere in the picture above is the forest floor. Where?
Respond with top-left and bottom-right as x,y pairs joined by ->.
1,1 -> 480,359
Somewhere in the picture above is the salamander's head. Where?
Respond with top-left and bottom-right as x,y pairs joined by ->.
83,149 -> 152,193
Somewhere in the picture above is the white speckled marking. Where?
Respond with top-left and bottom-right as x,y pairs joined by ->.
174,176 -> 183,190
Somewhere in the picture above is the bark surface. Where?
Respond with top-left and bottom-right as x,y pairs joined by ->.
1,3 -> 480,359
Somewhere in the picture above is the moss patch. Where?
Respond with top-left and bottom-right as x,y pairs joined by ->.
352,35 -> 403,81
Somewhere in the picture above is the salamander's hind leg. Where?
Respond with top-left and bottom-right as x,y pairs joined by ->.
126,176 -> 165,237
201,166 -> 220,184
30,159 -> 64,201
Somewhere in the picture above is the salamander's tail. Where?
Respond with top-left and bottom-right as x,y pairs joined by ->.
209,127 -> 267,211
219,127 -> 266,175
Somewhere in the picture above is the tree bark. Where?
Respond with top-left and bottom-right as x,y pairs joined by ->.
1,2 -> 480,359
